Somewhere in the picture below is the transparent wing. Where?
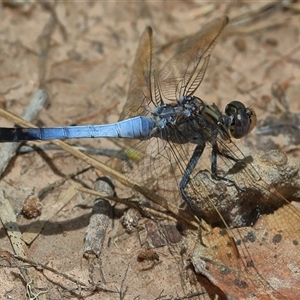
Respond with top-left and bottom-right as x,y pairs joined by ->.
119,27 -> 158,121
158,16 -> 228,102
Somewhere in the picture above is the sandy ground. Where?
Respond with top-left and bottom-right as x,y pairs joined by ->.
0,1 -> 300,300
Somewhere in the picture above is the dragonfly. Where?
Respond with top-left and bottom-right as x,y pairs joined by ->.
0,19 -> 254,145
0,16 -> 255,218
1,16 -> 299,299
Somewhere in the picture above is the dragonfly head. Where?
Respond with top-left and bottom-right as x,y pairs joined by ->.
224,101 -> 257,139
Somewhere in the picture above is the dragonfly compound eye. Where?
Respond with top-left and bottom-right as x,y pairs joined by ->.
225,101 -> 257,139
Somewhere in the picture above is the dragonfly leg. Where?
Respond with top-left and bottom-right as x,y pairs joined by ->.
179,144 -> 205,220
211,143 -> 239,174
211,143 -> 244,191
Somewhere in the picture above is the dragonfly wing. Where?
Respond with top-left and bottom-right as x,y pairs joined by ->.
158,16 -> 228,102
119,27 -> 158,121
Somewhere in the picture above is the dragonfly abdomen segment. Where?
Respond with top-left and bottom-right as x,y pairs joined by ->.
0,116 -> 156,141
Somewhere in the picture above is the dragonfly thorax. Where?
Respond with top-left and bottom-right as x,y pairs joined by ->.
151,96 -> 221,144
178,95 -> 201,117
152,96 -> 203,129
150,97 -> 256,146
152,103 -> 184,129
